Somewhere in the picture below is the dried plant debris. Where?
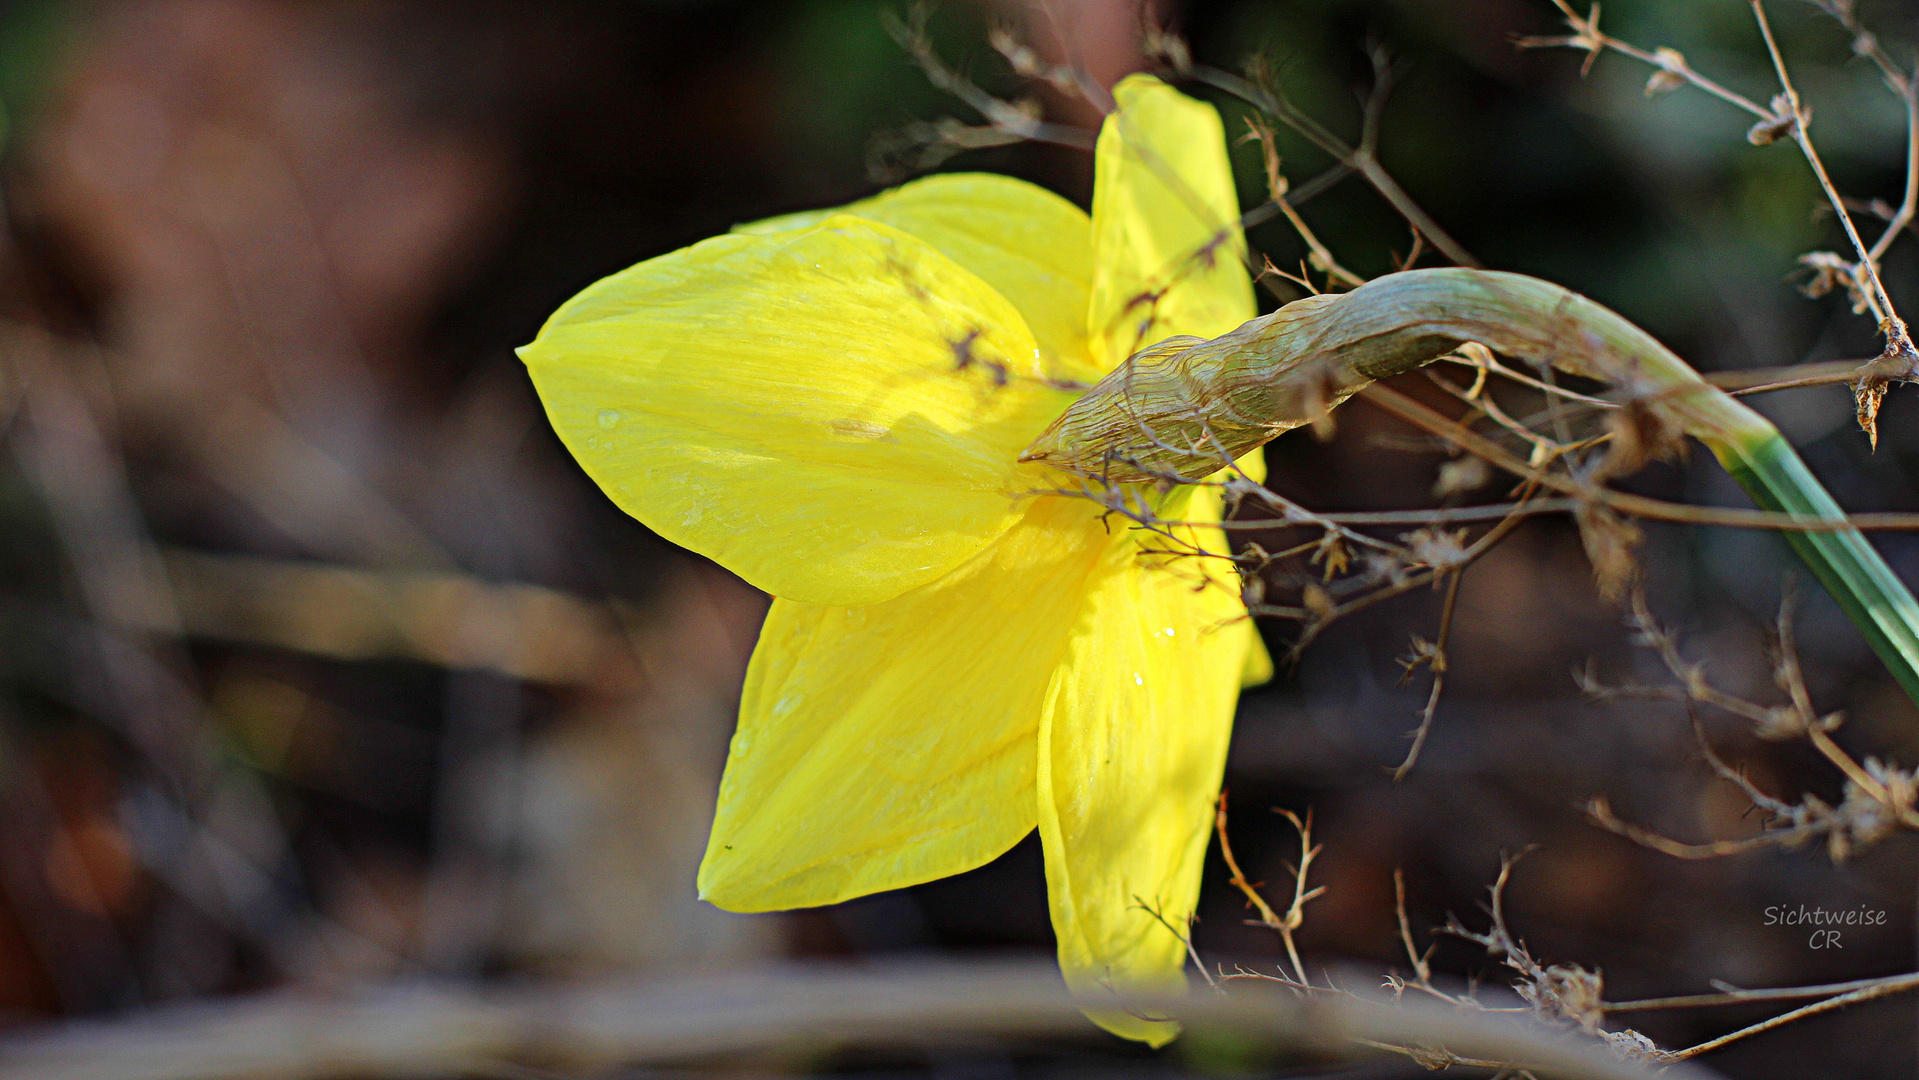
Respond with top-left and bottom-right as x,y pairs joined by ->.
1581,590 -> 1919,861
1525,0 -> 1919,443
1201,810 -> 1919,1068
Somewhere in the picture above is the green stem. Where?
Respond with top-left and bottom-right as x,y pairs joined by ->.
1720,432 -> 1919,705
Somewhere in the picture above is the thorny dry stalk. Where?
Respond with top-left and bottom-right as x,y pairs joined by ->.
1393,567 -> 1462,780
1215,820 -> 1655,1067
1208,801 -> 1543,1073
1580,588 -> 1919,861
1238,115 -> 1366,289
1207,812 -> 1919,1067
1524,0 -> 1919,444
871,5 -> 1098,179
1148,32 -> 1483,272
1214,792 -> 1322,986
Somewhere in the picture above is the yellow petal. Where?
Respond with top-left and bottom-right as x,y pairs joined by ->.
699,492 -> 1112,911
1233,444 -> 1266,486
1036,515 -> 1249,1046
1088,75 -> 1256,371
1195,448 -> 1271,687
1240,624 -> 1275,688
521,215 -> 1078,607
738,175 -> 1098,382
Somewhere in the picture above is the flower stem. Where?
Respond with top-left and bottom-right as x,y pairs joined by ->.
1027,268 -> 1919,708
1718,430 -> 1919,705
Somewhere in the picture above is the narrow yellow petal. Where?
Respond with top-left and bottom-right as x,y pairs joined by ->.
737,175 -> 1098,382
1240,623 -> 1275,688
1194,448 -> 1271,687
1088,75 -> 1256,371
1036,515 -> 1249,1046
699,493 -> 1113,911
521,216 -> 1078,607
1233,444 -> 1266,485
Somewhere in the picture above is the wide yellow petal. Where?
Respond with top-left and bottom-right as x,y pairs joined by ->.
1088,75 -> 1256,371
1036,515 -> 1249,1045
738,175 -> 1098,382
521,215 -> 1078,607
699,491 -> 1112,911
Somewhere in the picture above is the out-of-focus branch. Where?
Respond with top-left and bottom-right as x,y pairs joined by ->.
0,960 -> 1704,1080
138,551 -> 645,691
1172,46 -> 1482,269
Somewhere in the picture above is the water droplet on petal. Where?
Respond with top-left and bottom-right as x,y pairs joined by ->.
597,408 -> 621,430
1133,672 -> 1144,686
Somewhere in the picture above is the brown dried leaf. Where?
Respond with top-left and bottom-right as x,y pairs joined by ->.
1645,48 -> 1687,96
1799,251 -> 1872,314
1520,963 -> 1606,1033
1312,533 -> 1350,580
1303,581 -> 1335,620
1748,94 -> 1803,145
1598,395 -> 1686,480
1575,504 -> 1642,601
1432,455 -> 1492,497
1853,375 -> 1887,451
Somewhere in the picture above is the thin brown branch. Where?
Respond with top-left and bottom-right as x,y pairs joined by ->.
1523,1 -> 1772,118
1610,971 -> 1919,1012
1359,382 -> 1919,533
1215,794 -> 1324,987
1216,792 -> 1286,931
1131,895 -> 1218,990
1585,796 -> 1799,860
1180,60 -> 1480,268
1241,118 -> 1366,289
1668,972 -> 1919,1059
1867,82 -> 1919,263
1750,1 -> 1902,332
1392,568 -> 1463,780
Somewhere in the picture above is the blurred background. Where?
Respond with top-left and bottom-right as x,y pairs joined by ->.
0,0 -> 1916,1077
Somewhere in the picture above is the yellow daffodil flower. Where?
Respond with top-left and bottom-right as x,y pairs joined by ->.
519,75 -> 1269,1044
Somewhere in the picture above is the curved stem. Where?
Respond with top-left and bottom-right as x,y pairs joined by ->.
1025,268 -> 1919,708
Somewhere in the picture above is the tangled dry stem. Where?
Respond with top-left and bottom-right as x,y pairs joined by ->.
1579,588 -> 1919,862
1205,805 -> 1919,1067
1523,0 -> 1919,444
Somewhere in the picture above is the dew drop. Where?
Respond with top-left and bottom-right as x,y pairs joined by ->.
597,408 -> 622,430
1133,672 -> 1144,686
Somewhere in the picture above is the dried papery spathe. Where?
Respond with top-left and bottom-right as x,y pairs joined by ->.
1025,267 -> 1919,709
